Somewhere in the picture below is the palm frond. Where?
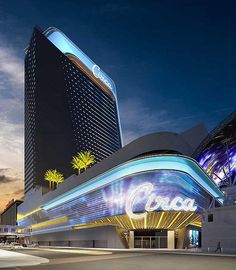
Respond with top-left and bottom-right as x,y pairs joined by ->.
44,169 -> 64,185
71,150 -> 95,174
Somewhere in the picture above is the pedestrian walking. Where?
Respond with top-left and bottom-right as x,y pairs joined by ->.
215,241 -> 222,253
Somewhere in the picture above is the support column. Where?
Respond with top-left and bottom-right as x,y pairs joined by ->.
129,231 -> 134,248
176,227 -> 186,249
167,230 -> 175,249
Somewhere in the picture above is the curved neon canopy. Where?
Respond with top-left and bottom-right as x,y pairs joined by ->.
42,155 -> 224,211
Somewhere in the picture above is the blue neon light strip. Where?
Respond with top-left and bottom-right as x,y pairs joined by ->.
19,170 -> 210,231
42,156 -> 224,211
43,27 -> 116,97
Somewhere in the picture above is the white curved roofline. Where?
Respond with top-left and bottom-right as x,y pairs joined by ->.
43,27 -> 117,98
41,155 -> 224,211
43,27 -> 123,146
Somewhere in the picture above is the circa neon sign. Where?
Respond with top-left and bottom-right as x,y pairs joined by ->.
92,64 -> 113,90
125,183 -> 197,219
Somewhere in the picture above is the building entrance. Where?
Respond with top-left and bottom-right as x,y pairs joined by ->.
134,236 -> 168,248
133,229 -> 168,248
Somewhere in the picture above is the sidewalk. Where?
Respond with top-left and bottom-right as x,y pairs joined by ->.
129,249 -> 236,257
38,246 -> 236,257
0,248 -> 49,268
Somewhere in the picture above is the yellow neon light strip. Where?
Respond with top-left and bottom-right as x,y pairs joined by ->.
73,223 -> 112,230
17,208 -> 41,221
72,211 -> 201,231
114,216 -> 124,228
167,212 -> 182,228
30,217 -> 68,230
129,216 -> 136,230
189,221 -> 202,227
144,215 -> 147,229
177,212 -> 194,228
156,212 -> 165,228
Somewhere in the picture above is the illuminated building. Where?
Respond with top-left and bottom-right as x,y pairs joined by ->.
22,25 -> 235,249
18,127 -> 224,249
193,111 -> 236,253
194,110 -> 236,187
24,26 -> 122,195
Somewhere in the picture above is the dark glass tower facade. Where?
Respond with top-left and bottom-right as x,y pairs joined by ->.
25,27 -> 122,194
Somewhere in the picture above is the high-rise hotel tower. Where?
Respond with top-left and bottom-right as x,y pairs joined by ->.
25,27 -> 122,194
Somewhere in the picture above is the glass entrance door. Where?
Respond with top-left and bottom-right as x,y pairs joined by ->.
134,236 -> 167,248
133,229 -> 168,248
142,237 -> 151,248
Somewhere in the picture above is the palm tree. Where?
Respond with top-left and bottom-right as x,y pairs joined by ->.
71,155 -> 85,175
71,151 -> 95,175
44,169 -> 64,189
80,151 -> 95,171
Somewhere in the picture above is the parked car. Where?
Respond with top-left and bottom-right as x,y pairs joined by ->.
26,243 -> 37,248
2,242 -> 12,248
10,243 -> 24,249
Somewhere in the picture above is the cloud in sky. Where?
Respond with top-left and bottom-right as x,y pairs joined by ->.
119,98 -> 236,145
119,99 -> 167,144
0,168 -> 22,188
0,174 -> 17,184
0,168 -> 24,212
119,98 -> 203,145
0,34 -> 24,122
0,118 -> 24,212
0,117 -> 23,170
0,34 -> 24,212
0,43 -> 23,90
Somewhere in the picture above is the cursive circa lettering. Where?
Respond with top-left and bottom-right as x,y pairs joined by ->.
125,183 -> 197,219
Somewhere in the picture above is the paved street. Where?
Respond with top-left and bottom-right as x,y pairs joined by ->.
1,248 -> 236,270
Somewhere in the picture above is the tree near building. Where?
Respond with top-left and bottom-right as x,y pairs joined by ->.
71,154 -> 85,175
44,169 -> 64,189
71,151 -> 95,175
80,151 -> 95,171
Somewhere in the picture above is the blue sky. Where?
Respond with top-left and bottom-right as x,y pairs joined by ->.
0,0 -> 235,210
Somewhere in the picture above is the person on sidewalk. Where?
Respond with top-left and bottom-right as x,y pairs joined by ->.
215,241 -> 222,253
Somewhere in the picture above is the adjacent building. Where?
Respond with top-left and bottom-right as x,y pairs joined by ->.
197,113 -> 236,253
0,200 -> 23,226
194,110 -> 236,187
25,27 -> 122,195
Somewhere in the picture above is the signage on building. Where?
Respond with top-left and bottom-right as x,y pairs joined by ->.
92,64 -> 113,90
45,28 -> 115,95
125,182 -> 197,219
